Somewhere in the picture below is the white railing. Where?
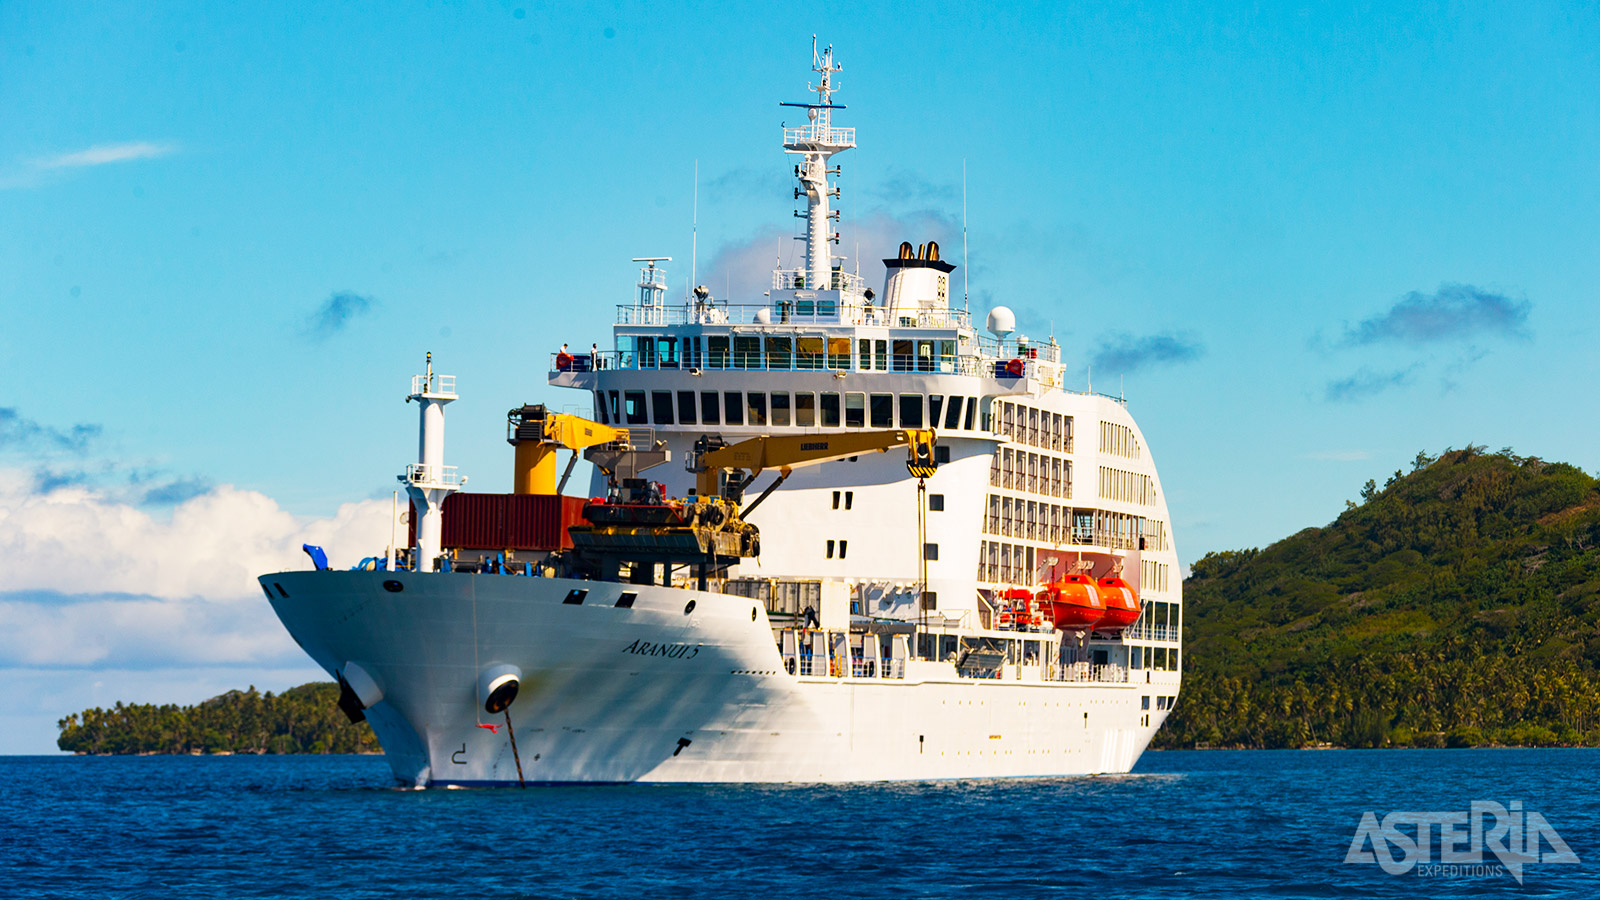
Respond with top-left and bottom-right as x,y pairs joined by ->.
404,463 -> 463,487
1046,662 -> 1130,683
1124,623 -> 1179,643
783,124 -> 855,147
612,302 -> 973,330
411,374 -> 457,396
785,651 -> 905,680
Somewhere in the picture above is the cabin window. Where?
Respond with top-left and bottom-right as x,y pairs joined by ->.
873,339 -> 888,371
608,390 -> 620,423
747,392 -> 767,426
796,392 -> 816,427
924,543 -> 939,561
796,336 -> 825,370
928,395 -> 943,425
832,491 -> 841,510
838,540 -> 848,559
677,391 -> 697,425
770,392 -> 791,426
899,394 -> 923,428
700,391 -> 721,425
651,391 -> 674,425
563,589 -> 588,605
723,392 -> 744,425
765,336 -> 792,369
827,337 -> 851,369
636,337 -> 657,368
965,397 -> 978,431
615,592 -> 637,609
869,393 -> 893,428
844,393 -> 865,428
821,392 -> 841,427
916,340 -> 935,372
1134,649 -> 1146,671
826,540 -> 835,559
624,391 -> 647,425
708,336 -> 730,369
844,491 -> 853,509
657,337 -> 679,368
935,446 -> 950,464
928,493 -> 944,511
594,391 -> 609,424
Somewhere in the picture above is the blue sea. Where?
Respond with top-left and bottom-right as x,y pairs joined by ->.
3,750 -> 1596,898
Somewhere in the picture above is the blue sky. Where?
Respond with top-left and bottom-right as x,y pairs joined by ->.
2,2 -> 1597,752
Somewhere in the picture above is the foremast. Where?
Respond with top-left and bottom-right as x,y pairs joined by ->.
782,38 -> 853,290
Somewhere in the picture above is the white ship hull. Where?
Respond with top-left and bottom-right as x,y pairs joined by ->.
266,571 -> 1175,785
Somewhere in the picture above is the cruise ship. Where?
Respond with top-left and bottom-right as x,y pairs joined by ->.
261,42 -> 1183,785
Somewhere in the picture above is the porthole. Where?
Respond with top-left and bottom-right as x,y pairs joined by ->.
382,580 -> 404,593
684,600 -> 697,615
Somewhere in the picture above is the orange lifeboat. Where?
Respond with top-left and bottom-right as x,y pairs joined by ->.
1096,574 -> 1140,632
1037,573 -> 1106,631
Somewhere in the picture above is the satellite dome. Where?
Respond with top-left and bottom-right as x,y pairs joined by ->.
754,308 -> 773,324
986,306 -> 1016,339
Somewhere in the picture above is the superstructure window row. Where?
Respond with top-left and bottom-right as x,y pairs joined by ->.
983,496 -> 1157,552
1099,421 -> 1142,460
1098,466 -> 1155,506
993,401 -> 1073,452
621,334 -> 961,374
595,389 -> 981,431
989,447 -> 1072,498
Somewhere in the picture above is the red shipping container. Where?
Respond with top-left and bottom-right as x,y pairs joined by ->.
409,494 -> 588,551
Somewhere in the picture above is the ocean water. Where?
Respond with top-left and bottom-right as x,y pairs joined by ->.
3,749 -> 1596,898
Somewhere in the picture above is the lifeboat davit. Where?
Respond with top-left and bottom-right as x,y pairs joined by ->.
1037,574 -> 1106,631
1096,574 -> 1140,632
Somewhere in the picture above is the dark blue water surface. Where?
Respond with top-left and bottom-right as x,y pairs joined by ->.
3,750 -> 1596,898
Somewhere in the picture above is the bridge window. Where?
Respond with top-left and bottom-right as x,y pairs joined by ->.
657,337 -> 679,368
624,391 -> 647,425
796,336 -> 824,370
708,336 -> 730,369
928,395 -> 943,425
636,337 -> 657,368
651,391 -> 674,425
869,393 -> 893,428
594,391 -> 609,424
821,392 -> 840,427
608,390 -> 620,423
892,339 -> 913,372
677,391 -> 697,425
826,540 -> 835,559
747,392 -> 767,426
796,392 -> 816,426
700,391 -> 720,425
770,392 -> 790,426
873,340 -> 888,371
899,394 -> 923,428
723,392 -> 744,425
964,397 -> 978,430
765,336 -> 792,369
827,337 -> 851,369
839,540 -> 848,558
733,336 -> 761,369
943,396 -> 963,430
845,393 -> 865,428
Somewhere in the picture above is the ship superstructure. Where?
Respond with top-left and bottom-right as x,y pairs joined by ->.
262,41 -> 1182,786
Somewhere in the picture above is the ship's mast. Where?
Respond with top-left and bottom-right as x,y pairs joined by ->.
782,38 -> 853,290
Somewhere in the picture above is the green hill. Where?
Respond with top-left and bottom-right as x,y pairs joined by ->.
1157,446 -> 1600,749
57,682 -> 378,755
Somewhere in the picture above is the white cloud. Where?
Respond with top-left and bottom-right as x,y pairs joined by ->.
32,141 -> 177,170
0,469 -> 389,599
0,470 -> 392,751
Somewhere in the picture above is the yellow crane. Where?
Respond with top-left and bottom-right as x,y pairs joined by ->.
688,428 -> 938,517
506,404 -> 630,496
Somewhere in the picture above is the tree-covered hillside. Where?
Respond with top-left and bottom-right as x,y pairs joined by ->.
57,682 -> 378,754
1157,446 -> 1600,749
